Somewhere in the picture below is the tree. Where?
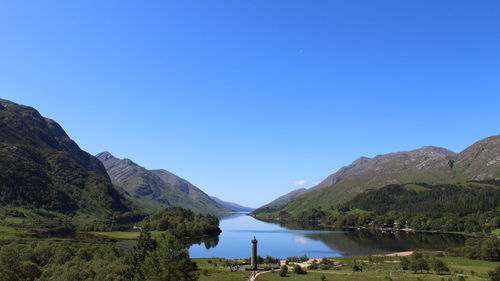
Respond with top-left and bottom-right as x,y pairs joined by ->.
121,228 -> 158,281
142,233 -> 198,281
431,259 -> 449,275
293,264 -> 307,274
409,256 -> 429,274
489,266 -> 500,281
0,247 -> 41,281
308,260 -> 319,270
279,265 -> 288,277
400,257 -> 410,270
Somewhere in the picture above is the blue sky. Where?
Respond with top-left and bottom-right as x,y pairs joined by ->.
1,1 -> 499,207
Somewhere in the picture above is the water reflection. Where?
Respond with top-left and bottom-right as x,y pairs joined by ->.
188,213 -> 465,258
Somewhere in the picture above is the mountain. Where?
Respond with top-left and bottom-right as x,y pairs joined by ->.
210,196 -> 254,212
0,98 -> 132,217
261,188 -> 308,207
96,152 -> 230,215
254,135 -> 500,216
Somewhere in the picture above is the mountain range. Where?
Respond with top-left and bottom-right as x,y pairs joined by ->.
0,98 -> 252,218
255,135 -> 500,215
0,98 -> 132,217
210,196 -> 255,212
96,151 -> 231,215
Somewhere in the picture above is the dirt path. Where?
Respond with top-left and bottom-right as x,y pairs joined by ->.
248,270 -> 271,281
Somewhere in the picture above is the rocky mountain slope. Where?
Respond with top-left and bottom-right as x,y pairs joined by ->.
0,98 -> 132,217
254,135 -> 500,215
96,152 -> 230,215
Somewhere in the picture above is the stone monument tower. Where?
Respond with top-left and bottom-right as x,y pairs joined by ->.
251,236 -> 258,270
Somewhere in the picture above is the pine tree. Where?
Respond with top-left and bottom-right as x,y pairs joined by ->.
142,233 -> 198,281
121,227 -> 158,281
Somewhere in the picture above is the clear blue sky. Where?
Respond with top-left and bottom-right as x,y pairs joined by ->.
1,1 -> 499,208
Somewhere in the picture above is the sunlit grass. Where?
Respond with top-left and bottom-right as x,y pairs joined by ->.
89,230 -> 165,240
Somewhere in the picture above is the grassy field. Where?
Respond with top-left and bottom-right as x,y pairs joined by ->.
89,231 -> 165,240
257,271 -> 460,281
190,255 -> 499,281
194,258 -> 251,281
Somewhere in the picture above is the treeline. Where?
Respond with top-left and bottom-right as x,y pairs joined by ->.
0,240 -> 127,281
449,237 -> 500,261
140,206 -> 221,238
274,181 -> 500,233
0,229 -> 200,281
340,181 -> 500,215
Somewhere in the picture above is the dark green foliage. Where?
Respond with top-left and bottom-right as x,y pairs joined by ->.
279,265 -> 288,277
322,181 -> 500,233
263,256 -> 280,264
0,247 -> 41,281
293,264 -> 307,274
352,263 -> 362,272
461,237 -> 500,261
122,228 -> 199,281
409,253 -> 430,274
295,208 -> 326,222
431,258 -> 450,275
400,257 -> 410,270
142,233 -> 199,281
489,266 -> 500,281
140,207 -> 221,238
342,182 -> 500,216
286,255 -> 309,263
0,240 -> 126,281
121,228 -> 158,281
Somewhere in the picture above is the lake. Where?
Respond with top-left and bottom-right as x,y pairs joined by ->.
188,213 -> 465,258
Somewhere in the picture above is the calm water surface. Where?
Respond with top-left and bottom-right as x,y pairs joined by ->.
188,213 -> 465,258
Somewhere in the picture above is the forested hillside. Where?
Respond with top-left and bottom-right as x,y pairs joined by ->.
254,136 -> 500,217
261,181 -> 500,233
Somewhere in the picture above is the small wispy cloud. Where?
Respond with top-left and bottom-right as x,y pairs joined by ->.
293,179 -> 308,186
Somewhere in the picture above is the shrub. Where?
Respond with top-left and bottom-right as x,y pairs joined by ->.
293,264 -> 307,274
279,265 -> 288,277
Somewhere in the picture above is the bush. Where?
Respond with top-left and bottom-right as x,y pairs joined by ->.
308,260 -> 319,270
352,264 -> 362,272
293,264 -> 307,274
279,265 -> 288,277
489,266 -> 500,281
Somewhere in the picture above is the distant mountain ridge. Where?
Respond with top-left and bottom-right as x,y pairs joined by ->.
261,188 -> 308,207
0,98 -> 132,216
210,196 -> 255,212
96,152 -> 231,215
254,135 -> 500,215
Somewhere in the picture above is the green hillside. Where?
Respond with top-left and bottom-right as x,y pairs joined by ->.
254,136 -> 500,216
0,98 -> 135,219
